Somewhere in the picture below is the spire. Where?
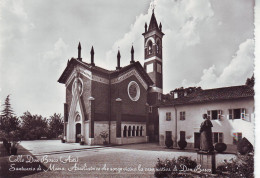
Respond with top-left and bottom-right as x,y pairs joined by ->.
90,46 -> 95,66
77,42 -> 82,61
130,45 -> 135,64
159,22 -> 162,31
148,11 -> 159,31
116,50 -> 121,70
145,22 -> 147,32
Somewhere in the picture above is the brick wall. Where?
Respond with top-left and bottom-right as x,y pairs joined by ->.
111,75 -> 147,116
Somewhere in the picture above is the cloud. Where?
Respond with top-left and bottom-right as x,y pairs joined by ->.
104,13 -> 149,68
0,0 -> 254,117
182,39 -> 254,89
104,0 -> 253,93
104,0 -> 215,68
43,38 -> 69,68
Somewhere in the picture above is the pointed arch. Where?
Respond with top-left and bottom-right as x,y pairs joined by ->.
148,40 -> 153,55
136,126 -> 139,136
132,126 -> 136,136
123,125 -> 127,137
156,39 -> 161,54
128,126 -> 131,137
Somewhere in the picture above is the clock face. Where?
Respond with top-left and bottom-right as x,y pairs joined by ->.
128,81 -> 140,101
72,78 -> 83,96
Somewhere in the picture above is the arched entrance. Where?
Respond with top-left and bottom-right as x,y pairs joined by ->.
75,123 -> 81,143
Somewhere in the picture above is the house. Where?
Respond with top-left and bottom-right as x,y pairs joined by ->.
158,83 -> 254,151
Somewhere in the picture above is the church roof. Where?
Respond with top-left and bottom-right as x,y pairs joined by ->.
143,11 -> 164,36
160,85 -> 254,107
148,12 -> 159,31
58,58 -> 153,86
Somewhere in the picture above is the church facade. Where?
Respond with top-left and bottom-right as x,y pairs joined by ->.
58,12 -> 163,145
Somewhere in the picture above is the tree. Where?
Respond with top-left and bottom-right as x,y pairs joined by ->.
1,95 -> 15,118
20,111 -> 48,140
0,95 -> 20,138
48,113 -> 64,138
246,75 -> 254,87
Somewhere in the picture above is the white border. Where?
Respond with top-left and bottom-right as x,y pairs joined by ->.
72,78 -> 83,96
127,81 -> 140,101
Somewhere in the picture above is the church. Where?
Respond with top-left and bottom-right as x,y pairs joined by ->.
58,11 -> 164,145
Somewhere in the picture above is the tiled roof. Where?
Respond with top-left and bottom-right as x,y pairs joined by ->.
58,58 -> 153,86
160,85 -> 254,107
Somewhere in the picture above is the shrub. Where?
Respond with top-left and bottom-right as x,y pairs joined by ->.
237,137 -> 253,155
214,142 -> 227,153
177,156 -> 197,169
154,156 -> 197,178
216,152 -> 254,177
165,136 -> 173,148
177,140 -> 187,150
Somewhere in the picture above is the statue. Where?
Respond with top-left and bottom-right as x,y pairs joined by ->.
199,114 -> 214,152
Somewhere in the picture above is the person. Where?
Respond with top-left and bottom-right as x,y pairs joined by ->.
199,114 -> 214,152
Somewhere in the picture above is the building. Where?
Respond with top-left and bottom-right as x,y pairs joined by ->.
158,84 -> 254,151
58,11 -> 163,145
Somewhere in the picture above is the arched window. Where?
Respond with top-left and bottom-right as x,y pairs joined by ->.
123,126 -> 127,137
132,126 -> 135,136
136,126 -> 139,136
140,126 -> 143,136
128,126 -> 131,137
148,41 -> 153,54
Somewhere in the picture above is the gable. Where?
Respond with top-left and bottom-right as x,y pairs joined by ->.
111,68 -> 148,90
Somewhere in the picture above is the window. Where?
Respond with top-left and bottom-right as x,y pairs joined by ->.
180,111 -> 185,120
157,63 -> 162,73
136,126 -> 139,136
132,126 -> 135,136
149,106 -> 153,113
180,131 -> 185,141
174,92 -> 178,98
128,126 -> 131,137
148,41 -> 153,54
234,109 -> 241,119
229,108 -> 247,120
166,112 -> 171,121
128,81 -> 140,102
212,132 -> 223,143
140,126 -> 143,136
146,63 -> 153,73
123,126 -> 127,137
207,110 -> 222,120
233,132 -> 242,145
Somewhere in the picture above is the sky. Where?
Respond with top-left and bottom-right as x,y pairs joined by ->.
0,0 -> 256,118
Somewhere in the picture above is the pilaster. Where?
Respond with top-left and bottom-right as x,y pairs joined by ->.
89,97 -> 95,142
116,98 -> 122,138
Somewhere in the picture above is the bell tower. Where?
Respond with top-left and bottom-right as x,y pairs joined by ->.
143,11 -> 164,103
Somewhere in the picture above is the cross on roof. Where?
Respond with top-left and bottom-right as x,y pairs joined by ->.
150,0 -> 156,13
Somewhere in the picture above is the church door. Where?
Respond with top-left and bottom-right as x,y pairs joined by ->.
75,123 -> 81,143
194,132 -> 200,148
